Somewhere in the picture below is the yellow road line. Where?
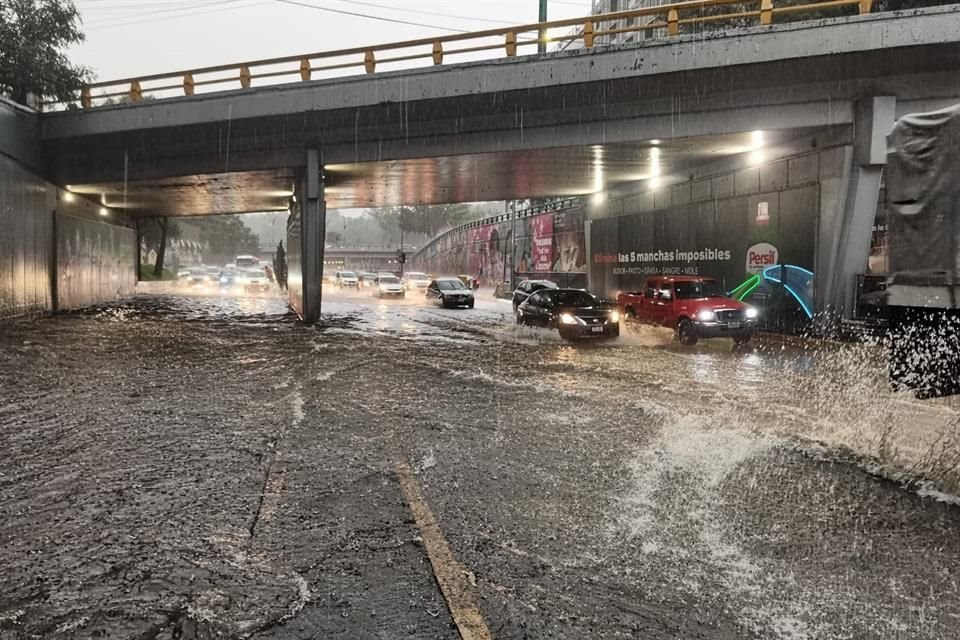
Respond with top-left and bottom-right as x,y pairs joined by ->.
396,462 -> 493,640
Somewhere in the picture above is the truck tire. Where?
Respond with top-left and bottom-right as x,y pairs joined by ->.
678,318 -> 699,346
625,306 -> 635,319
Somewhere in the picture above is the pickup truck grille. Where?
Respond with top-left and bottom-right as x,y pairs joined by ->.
716,309 -> 744,322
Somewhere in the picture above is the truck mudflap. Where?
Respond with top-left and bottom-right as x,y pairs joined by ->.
888,305 -> 960,398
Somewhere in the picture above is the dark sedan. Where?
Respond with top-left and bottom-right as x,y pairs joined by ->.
517,288 -> 620,340
426,278 -> 475,309
512,279 -> 558,311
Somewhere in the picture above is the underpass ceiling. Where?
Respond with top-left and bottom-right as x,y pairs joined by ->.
67,129 -> 820,216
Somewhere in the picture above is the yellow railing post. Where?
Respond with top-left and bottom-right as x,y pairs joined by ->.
240,65 -> 251,88
364,50 -> 376,73
761,0 -> 773,25
81,87 -> 91,109
859,0 -> 873,13
129,80 -> 142,102
300,58 -> 311,81
183,73 -> 194,96
583,20 -> 595,48
667,9 -> 679,36
505,31 -> 517,57
432,41 -> 443,65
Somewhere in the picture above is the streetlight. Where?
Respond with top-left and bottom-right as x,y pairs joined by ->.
538,0 -> 548,54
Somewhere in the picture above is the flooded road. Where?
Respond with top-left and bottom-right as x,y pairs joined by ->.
1,285 -> 959,639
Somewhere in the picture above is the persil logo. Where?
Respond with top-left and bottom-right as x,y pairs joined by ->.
746,243 -> 778,274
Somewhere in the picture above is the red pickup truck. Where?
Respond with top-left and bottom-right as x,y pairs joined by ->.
617,275 -> 758,345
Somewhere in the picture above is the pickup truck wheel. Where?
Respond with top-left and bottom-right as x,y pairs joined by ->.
516,312 -> 524,325
678,319 -> 699,346
625,307 -> 635,319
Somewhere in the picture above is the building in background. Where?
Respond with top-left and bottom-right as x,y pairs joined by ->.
558,0 -> 666,51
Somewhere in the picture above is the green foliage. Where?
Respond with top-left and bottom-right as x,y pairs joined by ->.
369,204 -> 476,238
140,217 -> 181,254
191,215 -> 262,263
0,0 -> 91,104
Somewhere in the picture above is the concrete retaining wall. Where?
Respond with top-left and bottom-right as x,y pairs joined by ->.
1,100 -> 138,318
0,153 -> 54,319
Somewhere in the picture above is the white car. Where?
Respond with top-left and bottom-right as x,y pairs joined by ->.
241,268 -> 270,293
402,272 -> 431,291
373,274 -> 405,298
334,271 -> 359,288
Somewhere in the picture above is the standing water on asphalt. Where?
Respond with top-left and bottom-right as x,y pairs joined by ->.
1,287 -> 959,639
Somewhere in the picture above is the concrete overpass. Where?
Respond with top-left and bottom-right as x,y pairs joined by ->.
5,4 -> 960,323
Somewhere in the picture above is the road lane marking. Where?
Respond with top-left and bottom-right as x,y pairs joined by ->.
396,461 -> 493,640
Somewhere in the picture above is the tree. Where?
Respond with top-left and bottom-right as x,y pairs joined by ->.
0,0 -> 91,105
140,217 -> 181,276
369,204 -> 476,238
191,215 -> 262,265
274,241 -> 287,290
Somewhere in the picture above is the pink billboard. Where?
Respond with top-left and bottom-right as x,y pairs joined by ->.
531,213 -> 554,272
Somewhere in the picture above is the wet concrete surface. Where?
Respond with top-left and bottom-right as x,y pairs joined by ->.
1,285 -> 959,639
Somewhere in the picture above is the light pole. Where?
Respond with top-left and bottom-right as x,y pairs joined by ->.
538,0 -> 548,54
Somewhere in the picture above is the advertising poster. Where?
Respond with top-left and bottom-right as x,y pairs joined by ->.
530,213 -> 554,272
589,186 -> 817,324
412,201 -> 588,289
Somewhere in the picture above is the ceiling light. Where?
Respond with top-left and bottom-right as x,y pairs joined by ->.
99,207 -> 109,217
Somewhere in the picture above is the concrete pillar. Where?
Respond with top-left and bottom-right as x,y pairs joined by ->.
300,149 -> 325,324
819,96 -> 896,325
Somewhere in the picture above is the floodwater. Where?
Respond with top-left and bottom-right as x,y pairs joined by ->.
1,283 -> 959,639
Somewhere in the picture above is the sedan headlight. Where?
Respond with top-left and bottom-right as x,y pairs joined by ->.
560,313 -> 578,325
609,310 -> 620,323
698,310 -> 717,322
745,307 -> 758,319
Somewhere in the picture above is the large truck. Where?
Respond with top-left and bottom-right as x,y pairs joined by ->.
885,104 -> 960,397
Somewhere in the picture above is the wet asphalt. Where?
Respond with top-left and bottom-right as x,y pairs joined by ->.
1,284 -> 959,639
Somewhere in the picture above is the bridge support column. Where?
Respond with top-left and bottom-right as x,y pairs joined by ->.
287,150 -> 325,324
301,149 -> 325,324
819,96 -> 895,327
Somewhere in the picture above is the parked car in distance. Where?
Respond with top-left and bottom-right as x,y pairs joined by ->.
401,272 -> 431,292
426,278 -> 475,309
512,279 -> 559,311
494,281 -> 513,299
373,274 -> 405,298
517,288 -> 619,340
241,268 -> 271,293
334,271 -> 359,288
617,275 -> 758,346
358,272 -> 378,288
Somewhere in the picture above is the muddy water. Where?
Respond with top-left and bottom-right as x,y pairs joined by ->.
1,286 -> 958,639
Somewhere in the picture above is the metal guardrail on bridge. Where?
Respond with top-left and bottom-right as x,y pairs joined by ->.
64,0 -> 874,109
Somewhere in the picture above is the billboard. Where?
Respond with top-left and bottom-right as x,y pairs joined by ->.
590,186 -> 818,326
413,203 -> 588,288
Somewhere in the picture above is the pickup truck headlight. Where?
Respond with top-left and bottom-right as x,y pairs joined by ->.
745,307 -> 758,319
560,313 -> 578,325
609,310 -> 620,323
698,310 -> 717,322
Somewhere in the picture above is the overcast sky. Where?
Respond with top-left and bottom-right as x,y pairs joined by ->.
70,0 -> 594,81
